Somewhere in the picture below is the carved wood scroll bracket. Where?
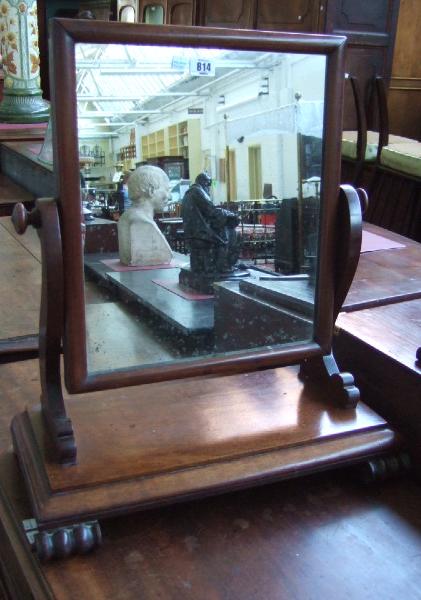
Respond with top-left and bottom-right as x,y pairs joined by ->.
333,184 -> 365,321
300,184 -> 364,408
12,200 -> 77,464
299,353 -> 360,408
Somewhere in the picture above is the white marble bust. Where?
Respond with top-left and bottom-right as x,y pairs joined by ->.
118,165 -> 173,266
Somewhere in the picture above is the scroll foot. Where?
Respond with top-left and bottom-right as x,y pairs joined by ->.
299,353 -> 360,408
24,520 -> 102,562
44,412 -> 77,465
357,452 -> 412,484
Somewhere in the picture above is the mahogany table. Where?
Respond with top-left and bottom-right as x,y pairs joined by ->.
0,215 -> 419,596
335,299 -> 421,470
0,142 -> 55,200
0,174 -> 34,218
335,227 -> 421,470
0,439 -> 420,600
0,216 -> 40,362
0,359 -> 416,599
343,223 -> 421,310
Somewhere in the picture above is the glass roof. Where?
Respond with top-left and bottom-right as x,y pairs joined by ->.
75,44 -> 283,138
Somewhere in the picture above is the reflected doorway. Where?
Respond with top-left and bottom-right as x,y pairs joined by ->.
248,145 -> 262,199
227,149 -> 237,201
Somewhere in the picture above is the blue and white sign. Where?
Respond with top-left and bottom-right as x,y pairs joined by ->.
189,58 -> 216,77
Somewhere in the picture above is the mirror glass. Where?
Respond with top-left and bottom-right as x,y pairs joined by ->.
75,43 -> 326,375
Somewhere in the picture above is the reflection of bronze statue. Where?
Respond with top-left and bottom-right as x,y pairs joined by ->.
179,172 -> 241,293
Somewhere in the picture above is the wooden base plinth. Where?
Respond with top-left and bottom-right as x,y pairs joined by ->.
12,366 -> 399,530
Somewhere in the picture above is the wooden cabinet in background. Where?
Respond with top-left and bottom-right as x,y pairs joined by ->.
36,0 -> 400,132
141,119 -> 201,178
167,0 -> 195,24
145,155 -> 188,179
136,0 -> 194,24
255,0 -> 322,32
198,0 -> 254,28
324,0 -> 400,129
196,0 -> 400,129
388,0 -> 421,139
325,0 -> 397,35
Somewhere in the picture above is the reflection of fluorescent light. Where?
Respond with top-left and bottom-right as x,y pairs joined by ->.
78,93 -> 205,100
78,123 -> 128,128
99,68 -> 183,75
78,111 -> 163,117
78,133 -> 118,138
216,96 -> 258,112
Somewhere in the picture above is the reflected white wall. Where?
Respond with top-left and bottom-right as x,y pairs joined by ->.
110,51 -> 325,204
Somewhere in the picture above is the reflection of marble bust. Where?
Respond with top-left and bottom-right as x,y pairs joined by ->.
118,165 -> 173,266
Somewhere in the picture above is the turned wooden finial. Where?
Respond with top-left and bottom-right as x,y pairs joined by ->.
11,203 -> 41,235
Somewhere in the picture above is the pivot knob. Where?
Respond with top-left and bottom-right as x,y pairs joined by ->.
11,203 -> 41,234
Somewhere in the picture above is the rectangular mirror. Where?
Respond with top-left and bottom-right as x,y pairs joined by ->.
50,20 -> 345,392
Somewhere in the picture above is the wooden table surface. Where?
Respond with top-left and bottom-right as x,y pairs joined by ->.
343,223 -> 421,311
0,217 -> 41,341
0,363 -> 419,600
0,431 -> 420,599
337,228 -> 421,459
0,213 -> 420,597
335,299 -> 421,468
0,122 -> 47,142
0,357 -> 412,599
4,355 -> 397,529
0,142 -> 55,200
0,215 -> 41,260
0,173 -> 34,217
337,299 -> 421,375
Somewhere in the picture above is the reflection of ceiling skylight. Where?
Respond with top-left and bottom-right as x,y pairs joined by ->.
75,44 -> 283,138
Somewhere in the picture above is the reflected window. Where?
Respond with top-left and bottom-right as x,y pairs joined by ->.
143,4 -> 165,24
120,6 -> 136,22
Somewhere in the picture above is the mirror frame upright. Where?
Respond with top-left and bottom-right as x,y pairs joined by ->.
49,19 -> 346,394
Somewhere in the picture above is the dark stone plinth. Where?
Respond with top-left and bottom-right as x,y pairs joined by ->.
239,279 -> 315,318
84,253 -> 214,337
214,280 -> 314,352
84,219 -> 118,254
179,267 -> 217,295
179,266 -> 250,294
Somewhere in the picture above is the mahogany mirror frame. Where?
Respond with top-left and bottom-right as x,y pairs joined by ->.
49,18 -> 346,394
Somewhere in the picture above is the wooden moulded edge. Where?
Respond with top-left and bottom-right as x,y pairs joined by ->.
11,408 -> 399,531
